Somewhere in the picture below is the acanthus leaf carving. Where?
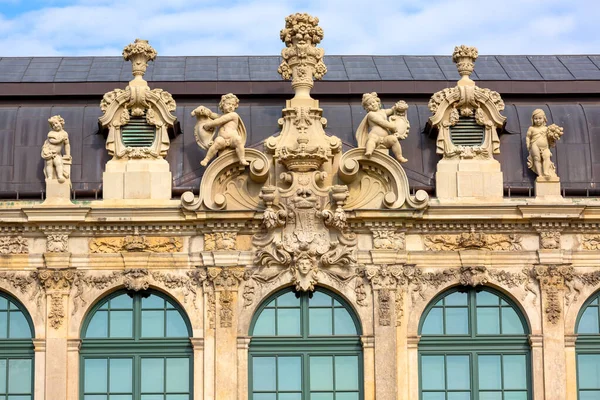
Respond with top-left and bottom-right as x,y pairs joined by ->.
423,232 -> 522,251
46,234 -> 68,253
204,232 -> 237,251
372,230 -> 405,251
89,236 -> 183,253
0,235 -> 28,254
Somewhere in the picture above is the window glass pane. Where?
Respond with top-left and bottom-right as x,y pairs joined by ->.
0,312 -> 6,339
110,396 -> 132,400
421,308 -> 443,335
279,394 -> 301,400
252,394 -> 276,400
109,359 -> 132,393
277,292 -> 300,307
166,396 -> 188,400
310,393 -> 333,400
334,308 -> 356,335
447,355 -> 470,390
0,297 -> 7,310
335,394 -> 359,400
421,356 -> 444,390
478,393 -> 501,400
7,396 -> 32,400
503,355 -> 526,389
8,311 -> 30,339
110,294 -> 132,309
109,311 -> 133,338
580,391 -> 600,400
478,355 -> 501,390
86,311 -> 108,338
578,354 -> 600,389
309,292 -> 332,307
141,358 -> 164,393
140,396 -> 162,400
422,393 -> 445,400
278,357 -> 301,391
253,357 -> 276,391
0,360 -> 6,393
476,291 -> 499,306
447,393 -> 470,400
446,308 -> 468,334
445,292 -> 468,306
166,310 -> 188,337
85,359 -> 107,393
477,308 -> 500,335
166,358 -> 189,392
142,295 -> 164,309
142,311 -> 165,337
504,392 -> 527,400
253,309 -> 275,336
335,356 -> 358,391
309,356 -> 333,391
309,309 -> 332,336
578,307 -> 600,334
501,307 -> 525,334
277,309 -> 300,336
84,396 -> 107,400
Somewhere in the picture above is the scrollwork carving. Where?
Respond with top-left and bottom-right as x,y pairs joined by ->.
423,232 -> 522,251
0,235 -> 28,254
89,236 -> 183,253
204,232 -> 237,251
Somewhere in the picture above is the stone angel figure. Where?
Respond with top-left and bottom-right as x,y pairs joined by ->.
356,92 -> 409,163
191,93 -> 248,167
526,109 -> 564,180
41,115 -> 71,183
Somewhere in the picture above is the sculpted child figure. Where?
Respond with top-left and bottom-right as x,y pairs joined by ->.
356,92 -> 409,163
41,115 -> 71,183
526,109 -> 564,179
191,93 -> 248,167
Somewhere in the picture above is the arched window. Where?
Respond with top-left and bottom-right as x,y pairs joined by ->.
576,290 -> 600,399
0,291 -> 35,400
249,287 -> 363,400
80,290 -> 192,400
418,287 -> 531,400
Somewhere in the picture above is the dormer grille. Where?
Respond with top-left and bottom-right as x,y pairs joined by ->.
450,116 -> 484,146
121,113 -> 156,148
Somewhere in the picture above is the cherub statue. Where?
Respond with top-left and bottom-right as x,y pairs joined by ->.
526,109 -> 564,179
41,115 -> 71,183
356,92 -> 409,163
191,93 -> 248,167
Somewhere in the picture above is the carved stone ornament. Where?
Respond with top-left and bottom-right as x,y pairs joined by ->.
99,39 -> 176,160
378,289 -> 392,326
89,236 -> 183,253
204,232 -> 237,251
373,230 -> 405,250
580,234 -> 600,250
219,291 -> 234,328
46,234 -> 68,253
42,115 -> 71,183
534,265 -> 574,324
0,235 -> 28,254
526,109 -> 564,181
428,45 -> 506,160
540,231 -> 561,250
423,231 -> 522,251
35,269 -> 76,329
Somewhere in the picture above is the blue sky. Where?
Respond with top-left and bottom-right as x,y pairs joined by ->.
0,0 -> 598,56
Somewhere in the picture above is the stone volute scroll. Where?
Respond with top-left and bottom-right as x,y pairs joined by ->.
99,39 -> 178,200
429,45 -> 507,200
42,115 -> 73,205
526,109 -> 565,198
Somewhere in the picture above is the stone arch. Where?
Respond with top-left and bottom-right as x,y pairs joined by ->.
0,284 -> 45,338
565,285 -> 600,335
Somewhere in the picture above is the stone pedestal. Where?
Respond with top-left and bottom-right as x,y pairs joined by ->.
535,178 -> 561,198
42,180 -> 73,206
103,158 -> 172,200
436,158 -> 503,200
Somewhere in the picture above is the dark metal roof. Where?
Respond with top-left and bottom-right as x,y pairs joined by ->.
2,55 -> 600,83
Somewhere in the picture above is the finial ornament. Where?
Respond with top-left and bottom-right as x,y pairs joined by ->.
278,13 -> 327,99
452,45 -> 478,86
122,39 -> 157,84
526,109 -> 564,181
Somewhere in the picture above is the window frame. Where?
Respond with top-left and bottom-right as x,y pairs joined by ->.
575,290 -> 600,399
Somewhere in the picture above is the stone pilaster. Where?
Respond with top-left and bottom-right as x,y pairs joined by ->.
565,334 -> 578,400
191,338 -> 205,400
529,334 -> 544,400
33,339 -> 46,400
67,339 -> 81,400
407,335 -> 421,400
237,337 -> 251,400
361,336 -> 375,400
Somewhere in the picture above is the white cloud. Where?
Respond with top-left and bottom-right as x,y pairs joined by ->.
0,0 -> 598,56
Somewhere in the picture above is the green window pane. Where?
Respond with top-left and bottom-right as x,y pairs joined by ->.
277,309 -> 300,336
334,308 -> 356,335
445,292 -> 468,306
421,356 -> 445,390
253,309 -> 275,336
166,396 -> 188,400
504,392 -> 527,400
84,396 -> 107,400
447,393 -> 470,400
8,312 -> 30,339
0,360 -> 6,393
578,354 -> 600,389
8,396 -> 32,400
309,309 -> 332,336
110,395 -> 132,400
336,393 -> 359,400
310,292 -> 332,307
142,295 -> 164,309
478,355 -> 502,390
141,358 -> 164,393
141,396 -> 162,400
278,357 -> 301,391
166,310 -> 189,337
422,393 -> 444,400
501,308 -> 525,334
478,393 -> 501,400
421,308 -> 443,335
335,356 -> 358,391
477,308 -> 500,335
279,394 -> 301,400
84,359 -> 107,393
447,355 -> 470,390
581,391 -> 600,400
142,311 -> 165,337
503,355 -> 526,390
166,358 -> 189,392
0,297 -> 7,310
86,310 -> 108,338
310,393 -> 333,400
0,313 -> 6,339
110,294 -> 133,309
277,292 -> 300,307
309,356 -> 333,391
253,357 -> 276,391
109,311 -> 133,338
476,291 -> 499,306
109,359 -> 132,393
252,394 -> 276,400
578,307 -> 600,334
446,308 -> 468,334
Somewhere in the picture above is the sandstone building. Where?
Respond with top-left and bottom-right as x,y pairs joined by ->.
1,12 -> 600,400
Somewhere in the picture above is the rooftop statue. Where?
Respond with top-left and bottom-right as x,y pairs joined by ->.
526,109 -> 564,180
356,92 -> 409,163
42,115 -> 71,183
191,93 -> 248,167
